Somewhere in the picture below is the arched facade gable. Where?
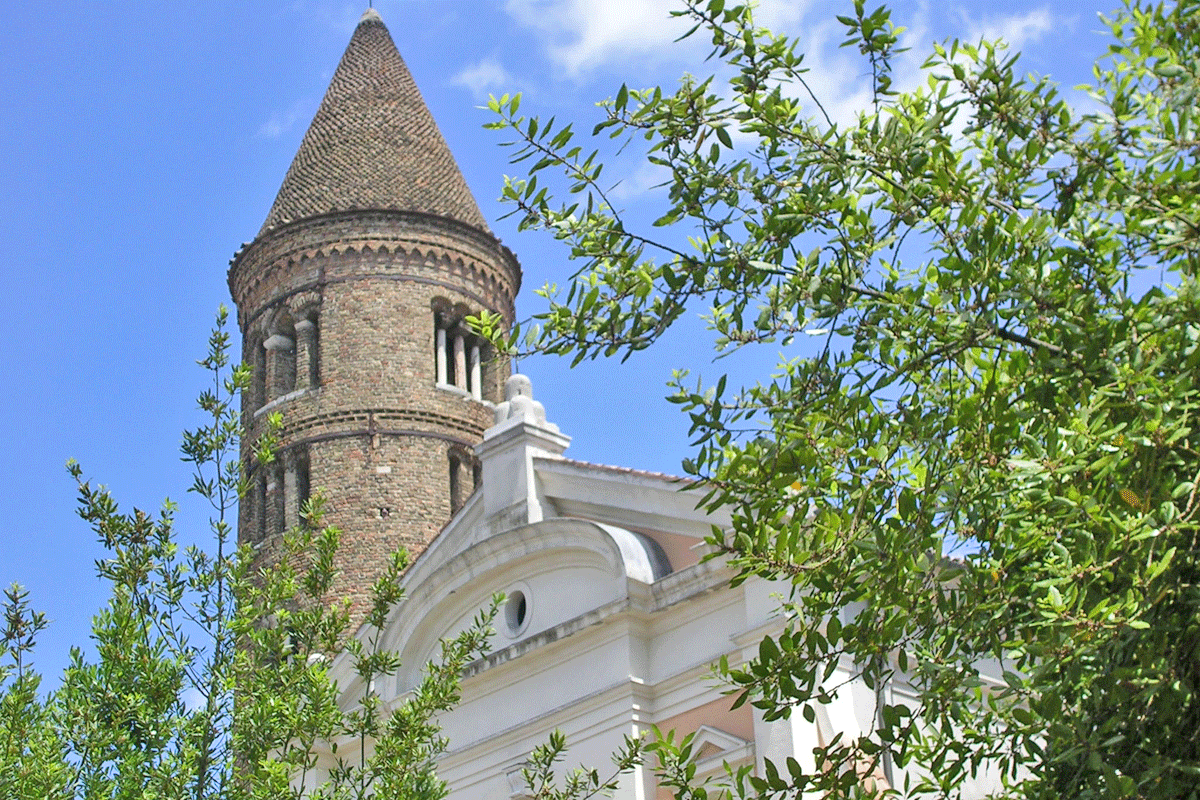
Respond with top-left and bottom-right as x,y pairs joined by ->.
365,518 -> 671,696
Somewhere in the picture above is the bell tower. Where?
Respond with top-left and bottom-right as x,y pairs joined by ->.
228,9 -> 521,625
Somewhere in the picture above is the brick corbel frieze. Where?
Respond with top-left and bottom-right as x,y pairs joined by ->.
228,209 -> 521,331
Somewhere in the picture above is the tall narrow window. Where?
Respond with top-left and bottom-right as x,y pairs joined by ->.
289,294 -> 320,392
270,462 -> 286,535
283,446 -> 310,530
296,447 -> 311,526
448,450 -> 464,514
255,468 -> 268,543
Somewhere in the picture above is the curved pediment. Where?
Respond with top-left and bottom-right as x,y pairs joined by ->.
358,517 -> 669,696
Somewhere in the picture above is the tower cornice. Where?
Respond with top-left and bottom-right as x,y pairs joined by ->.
228,209 -> 522,328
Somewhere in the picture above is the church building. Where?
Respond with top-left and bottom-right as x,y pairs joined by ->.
228,9 -> 977,799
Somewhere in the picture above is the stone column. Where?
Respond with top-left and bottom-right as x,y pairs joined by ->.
294,318 -> 317,390
436,326 -> 448,384
453,333 -> 467,391
469,343 -> 482,400
263,334 -> 295,400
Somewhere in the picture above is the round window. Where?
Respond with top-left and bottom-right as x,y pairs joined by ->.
504,589 -> 530,637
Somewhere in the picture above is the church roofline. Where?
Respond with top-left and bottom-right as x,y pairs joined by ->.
542,455 -> 692,485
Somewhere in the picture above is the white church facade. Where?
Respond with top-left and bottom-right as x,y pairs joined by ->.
229,9 -> 1001,799
321,376 -> 909,799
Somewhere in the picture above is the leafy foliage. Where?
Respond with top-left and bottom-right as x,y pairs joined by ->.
1,586 -> 73,799
0,308 -> 493,800
515,730 -> 644,800
484,0 -> 1200,797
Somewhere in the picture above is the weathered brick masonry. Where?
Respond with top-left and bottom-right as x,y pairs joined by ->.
228,10 -> 520,627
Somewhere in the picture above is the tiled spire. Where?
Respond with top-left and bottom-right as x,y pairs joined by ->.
257,9 -> 489,236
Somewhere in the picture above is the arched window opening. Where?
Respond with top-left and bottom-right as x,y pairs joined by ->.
434,310 -> 449,386
433,305 -> 490,401
267,461 -> 286,538
447,446 -> 479,515
289,294 -> 321,391
297,452 -> 311,520
264,309 -> 297,401
284,446 -> 311,530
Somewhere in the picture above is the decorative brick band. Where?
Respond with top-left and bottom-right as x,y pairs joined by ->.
233,208 -> 516,270
236,242 -> 518,323
259,406 -> 489,445
280,426 -> 480,452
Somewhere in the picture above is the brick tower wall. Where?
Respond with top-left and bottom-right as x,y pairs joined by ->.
229,210 -> 520,627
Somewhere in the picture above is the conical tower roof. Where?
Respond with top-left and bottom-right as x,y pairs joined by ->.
257,9 -> 489,237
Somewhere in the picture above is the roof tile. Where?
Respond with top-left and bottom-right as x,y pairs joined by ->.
258,9 -> 489,236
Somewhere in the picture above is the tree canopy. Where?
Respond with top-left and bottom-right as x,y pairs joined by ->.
484,0 -> 1200,796
0,310 -> 493,800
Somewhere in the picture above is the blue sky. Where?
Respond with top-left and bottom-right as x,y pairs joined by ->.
0,0 -> 1119,680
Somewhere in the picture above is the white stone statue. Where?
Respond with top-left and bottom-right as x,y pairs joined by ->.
492,374 -> 550,428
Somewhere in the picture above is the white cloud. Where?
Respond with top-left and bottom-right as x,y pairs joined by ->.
786,16 -> 883,127
504,1 -> 1068,151
967,8 -> 1055,54
751,0 -> 817,33
763,5 -> 1062,128
256,99 -> 310,140
504,0 -> 699,77
452,58 -> 516,98
501,0 -> 888,118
